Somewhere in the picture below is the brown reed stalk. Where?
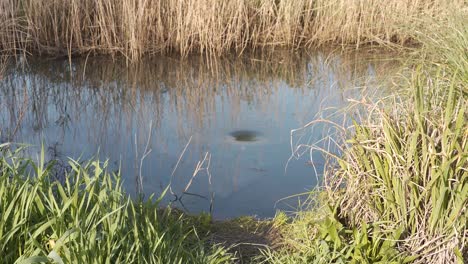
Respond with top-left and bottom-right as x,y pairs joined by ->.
0,0 -> 464,60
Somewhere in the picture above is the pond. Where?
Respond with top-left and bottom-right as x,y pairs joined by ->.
0,51 -> 397,219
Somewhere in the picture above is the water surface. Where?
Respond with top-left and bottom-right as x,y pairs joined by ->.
0,51 -> 397,218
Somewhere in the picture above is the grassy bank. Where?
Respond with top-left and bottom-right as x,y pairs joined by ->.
0,0 -> 465,59
0,145 -> 233,263
262,10 -> 467,264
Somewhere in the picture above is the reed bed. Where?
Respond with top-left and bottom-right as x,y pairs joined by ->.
0,0 -> 464,59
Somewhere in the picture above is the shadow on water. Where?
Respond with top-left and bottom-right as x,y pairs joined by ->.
0,50 -> 400,218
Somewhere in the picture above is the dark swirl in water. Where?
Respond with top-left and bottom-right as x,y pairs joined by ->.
229,130 -> 262,142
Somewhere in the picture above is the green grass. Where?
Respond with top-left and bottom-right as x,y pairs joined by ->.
260,205 -> 411,263
261,10 -> 467,264
0,145 -> 233,264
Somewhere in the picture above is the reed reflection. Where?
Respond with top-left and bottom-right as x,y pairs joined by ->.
0,51 -> 398,218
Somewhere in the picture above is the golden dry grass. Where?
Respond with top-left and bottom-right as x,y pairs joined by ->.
0,0 -> 464,59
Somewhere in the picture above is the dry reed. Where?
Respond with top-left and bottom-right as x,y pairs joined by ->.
0,0 -> 464,59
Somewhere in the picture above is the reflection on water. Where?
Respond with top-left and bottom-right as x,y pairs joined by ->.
0,51 -> 397,218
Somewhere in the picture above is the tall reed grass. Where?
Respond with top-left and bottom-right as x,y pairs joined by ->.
263,9 -> 467,264
0,0 -> 464,59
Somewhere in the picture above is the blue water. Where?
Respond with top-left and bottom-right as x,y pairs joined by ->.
0,52 -> 395,218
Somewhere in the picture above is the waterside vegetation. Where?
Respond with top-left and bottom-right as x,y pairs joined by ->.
0,1 -> 466,263
0,145 -> 234,263
263,11 -> 467,264
0,0 -> 464,59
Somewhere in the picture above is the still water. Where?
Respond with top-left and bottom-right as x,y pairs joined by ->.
0,51 -> 396,218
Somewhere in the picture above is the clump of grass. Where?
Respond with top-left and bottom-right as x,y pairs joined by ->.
326,72 -> 466,263
0,0 -> 464,59
262,8 -> 467,264
260,194 -> 411,263
0,145 -> 233,263
325,12 -> 467,264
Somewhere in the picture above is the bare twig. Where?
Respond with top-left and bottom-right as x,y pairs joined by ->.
134,120 -> 153,194
169,136 -> 192,197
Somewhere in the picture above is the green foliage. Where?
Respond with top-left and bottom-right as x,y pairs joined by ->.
332,48 -> 467,264
0,146 -> 233,264
263,8 -> 467,264
261,205 -> 411,264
